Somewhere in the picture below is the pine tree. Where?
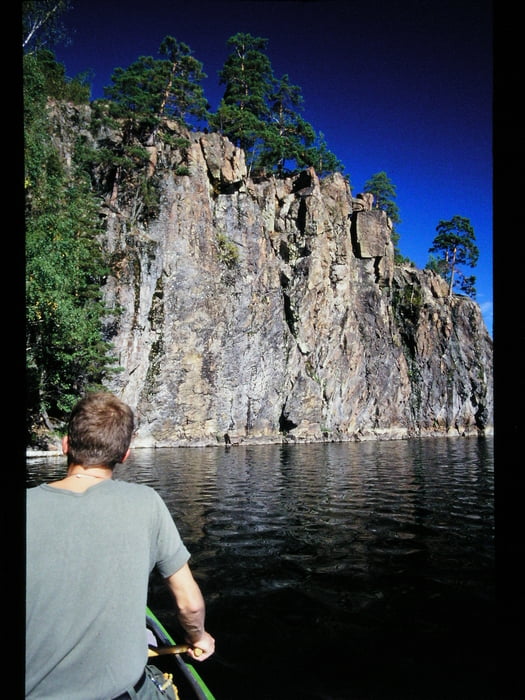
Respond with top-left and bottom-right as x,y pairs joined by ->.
257,74 -> 315,174
363,171 -> 404,261
103,37 -> 209,129
428,216 -> 479,297
210,33 -> 274,163
304,131 -> 344,177
96,37 -> 209,220
211,34 -> 342,177
363,171 -> 401,224
159,36 -> 209,128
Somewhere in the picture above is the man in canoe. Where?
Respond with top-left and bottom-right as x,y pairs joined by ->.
26,392 -> 215,699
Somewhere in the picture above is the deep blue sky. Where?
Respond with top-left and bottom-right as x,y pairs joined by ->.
52,0 -> 493,333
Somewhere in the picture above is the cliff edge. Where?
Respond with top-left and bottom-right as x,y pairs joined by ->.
51,103 -> 493,446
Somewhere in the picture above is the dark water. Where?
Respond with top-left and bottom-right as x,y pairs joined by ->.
27,437 -> 496,700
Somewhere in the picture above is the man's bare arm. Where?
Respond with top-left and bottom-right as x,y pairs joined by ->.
164,563 -> 215,660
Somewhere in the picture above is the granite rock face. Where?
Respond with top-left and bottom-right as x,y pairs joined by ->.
53,104 -> 494,446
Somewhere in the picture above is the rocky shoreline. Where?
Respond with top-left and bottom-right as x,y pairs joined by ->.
26,423 -> 494,459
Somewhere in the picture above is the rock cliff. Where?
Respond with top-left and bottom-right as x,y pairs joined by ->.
51,102 -> 493,446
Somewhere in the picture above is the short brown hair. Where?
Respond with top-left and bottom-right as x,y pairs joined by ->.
66,392 -> 135,468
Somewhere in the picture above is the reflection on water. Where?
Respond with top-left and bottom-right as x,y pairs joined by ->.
27,437 -> 495,699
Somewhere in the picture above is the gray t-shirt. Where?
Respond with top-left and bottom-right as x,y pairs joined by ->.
26,479 -> 190,699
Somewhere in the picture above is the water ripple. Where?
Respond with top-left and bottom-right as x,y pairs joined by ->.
27,437 -> 495,699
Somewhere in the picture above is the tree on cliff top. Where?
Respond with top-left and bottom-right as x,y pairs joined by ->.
94,37 -> 209,223
363,171 -> 401,224
364,171 -> 404,262
427,215 -> 478,298
210,32 -> 272,163
103,36 -> 209,130
210,32 -> 342,176
258,73 -> 316,174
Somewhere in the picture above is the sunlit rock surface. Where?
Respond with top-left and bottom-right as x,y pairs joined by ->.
51,104 -> 493,446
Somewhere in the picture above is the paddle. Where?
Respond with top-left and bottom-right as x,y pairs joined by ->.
148,645 -> 203,657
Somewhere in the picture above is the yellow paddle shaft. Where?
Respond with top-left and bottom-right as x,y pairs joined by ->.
148,645 -> 202,657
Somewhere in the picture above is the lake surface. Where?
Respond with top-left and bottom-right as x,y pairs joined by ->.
27,437 -> 495,699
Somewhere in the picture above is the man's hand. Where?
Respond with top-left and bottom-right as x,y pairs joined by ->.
185,631 -> 215,661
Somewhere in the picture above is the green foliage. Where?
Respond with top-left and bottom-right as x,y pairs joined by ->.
104,56 -> 164,118
158,36 -> 210,127
23,0 -> 73,53
104,36 -> 209,129
24,49 -> 91,104
23,0 -> 91,105
210,33 -> 342,177
210,33 -> 273,158
392,284 -> 423,316
425,253 -> 448,277
262,74 -> 318,173
216,233 -> 239,268
363,171 -> 401,225
391,284 -> 423,361
363,171 -> 404,260
304,132 -> 344,177
91,36 -> 210,222
255,75 -> 307,173
86,120 -> 160,223
162,135 -> 191,150
24,48 -> 118,432
212,102 -> 268,169
219,33 -> 273,116
25,167 -> 118,422
427,215 -> 478,298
